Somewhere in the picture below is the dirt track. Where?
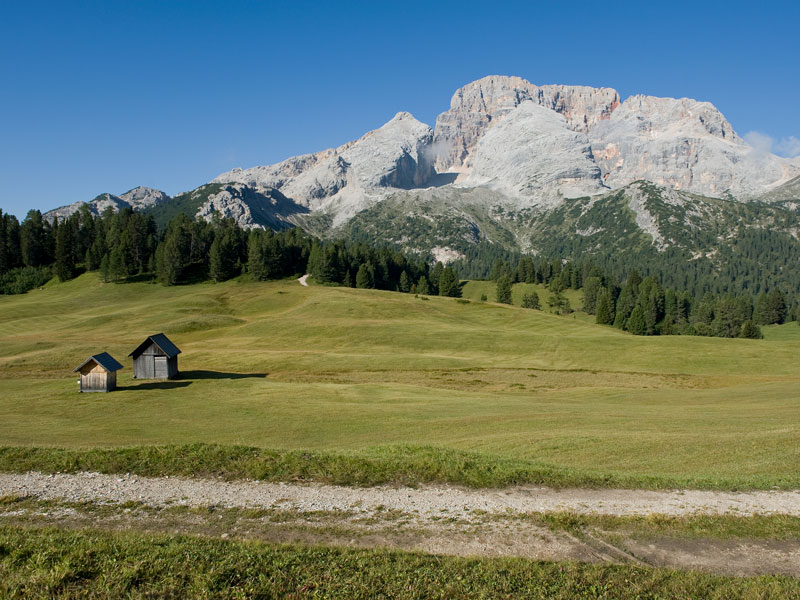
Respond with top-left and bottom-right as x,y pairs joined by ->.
2,471 -> 800,517
3,472 -> 800,577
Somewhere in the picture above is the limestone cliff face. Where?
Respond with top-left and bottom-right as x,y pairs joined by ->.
431,76 -> 797,199
432,75 -> 620,174
588,95 -> 794,198
195,183 -> 307,230
44,187 -> 168,221
213,112 -> 434,221
462,102 -> 605,205
42,75 -> 800,239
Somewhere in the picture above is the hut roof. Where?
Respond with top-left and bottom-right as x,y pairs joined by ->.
128,333 -> 182,359
73,352 -> 124,373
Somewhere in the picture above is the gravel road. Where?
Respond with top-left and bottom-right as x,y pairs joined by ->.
2,472 -> 799,517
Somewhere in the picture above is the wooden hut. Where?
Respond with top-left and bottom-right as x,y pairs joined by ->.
129,333 -> 181,380
73,353 -> 123,392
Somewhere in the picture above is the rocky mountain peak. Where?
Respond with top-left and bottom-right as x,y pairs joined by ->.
432,75 -> 620,174
214,111 -> 434,223
119,186 -> 170,209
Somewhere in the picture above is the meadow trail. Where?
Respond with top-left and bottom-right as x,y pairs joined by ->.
4,472 -> 800,577
3,472 -> 800,517
297,274 -> 309,286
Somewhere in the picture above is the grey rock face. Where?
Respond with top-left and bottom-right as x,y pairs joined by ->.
44,187 -> 169,221
119,186 -> 170,210
432,75 -> 620,173
195,183 -> 307,230
462,102 -> 605,205
45,193 -> 128,221
214,112 -> 434,222
588,95 -> 797,198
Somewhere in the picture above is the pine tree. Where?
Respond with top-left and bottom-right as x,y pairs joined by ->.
399,270 -> 410,292
53,220 -> 76,281
582,277 -> 603,314
0,210 -> 7,276
417,275 -> 430,295
521,291 -> 541,309
614,282 -> 638,329
99,253 -> 111,283
438,266 -> 461,297
356,263 -> 374,289
627,304 -> 647,335
547,291 -> 571,315
209,230 -> 237,282
739,320 -> 763,339
430,261 -> 444,295
20,210 -> 47,267
595,289 -> 615,325
496,275 -> 513,304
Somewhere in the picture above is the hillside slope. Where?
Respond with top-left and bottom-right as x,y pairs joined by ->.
1,274 -> 798,489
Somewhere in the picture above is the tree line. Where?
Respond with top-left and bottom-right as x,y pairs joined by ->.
1,208 -> 797,339
486,258 -> 797,338
0,208 -> 463,297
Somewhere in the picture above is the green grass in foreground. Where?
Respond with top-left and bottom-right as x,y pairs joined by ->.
0,526 -> 797,599
2,443 -> 800,490
1,274 -> 799,490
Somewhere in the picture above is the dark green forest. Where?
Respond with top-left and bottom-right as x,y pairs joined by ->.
0,206 -> 796,339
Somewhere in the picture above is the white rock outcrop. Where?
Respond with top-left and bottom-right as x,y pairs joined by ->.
462,102 -> 605,205
588,95 -> 798,198
432,75 -> 620,174
44,187 -> 169,221
195,183 -> 306,230
214,112 -> 434,223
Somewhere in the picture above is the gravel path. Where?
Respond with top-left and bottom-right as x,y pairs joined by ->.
2,472 -> 800,517
298,274 -> 309,287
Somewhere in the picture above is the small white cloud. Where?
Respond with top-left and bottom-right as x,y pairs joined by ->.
775,136 -> 800,158
743,131 -> 774,153
744,131 -> 800,158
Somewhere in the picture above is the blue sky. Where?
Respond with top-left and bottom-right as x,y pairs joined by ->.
1,0 -> 798,218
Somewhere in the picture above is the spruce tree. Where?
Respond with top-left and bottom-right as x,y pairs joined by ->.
430,261 -> 444,295
20,210 -> 47,267
496,275 -> 513,304
595,289 -> 615,325
417,275 -> 430,295
521,291 -> 541,309
53,221 -> 76,281
99,253 -> 111,283
0,210 -> 7,276
627,304 -> 647,335
399,270 -> 410,292
582,277 -> 603,314
739,320 -> 763,339
438,266 -> 460,297
355,263 -> 374,289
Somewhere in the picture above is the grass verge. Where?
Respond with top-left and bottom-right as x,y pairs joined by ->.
1,526 -> 798,599
3,443 -> 800,490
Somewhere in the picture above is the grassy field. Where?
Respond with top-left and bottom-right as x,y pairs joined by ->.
0,273 -> 798,489
1,526 -> 797,599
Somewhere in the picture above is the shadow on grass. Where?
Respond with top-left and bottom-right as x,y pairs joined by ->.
178,370 -> 268,381
119,381 -> 193,391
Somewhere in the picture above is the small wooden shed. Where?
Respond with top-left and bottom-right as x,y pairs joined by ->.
129,333 -> 181,380
73,353 -> 123,392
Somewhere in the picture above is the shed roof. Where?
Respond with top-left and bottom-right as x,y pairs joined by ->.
73,352 -> 124,373
128,333 -> 182,359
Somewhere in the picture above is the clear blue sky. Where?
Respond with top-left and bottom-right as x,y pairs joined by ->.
1,0 -> 798,218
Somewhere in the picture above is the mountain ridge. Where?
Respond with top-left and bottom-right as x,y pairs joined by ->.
42,75 -> 800,275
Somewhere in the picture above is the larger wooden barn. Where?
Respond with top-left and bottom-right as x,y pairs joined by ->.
129,333 -> 181,380
73,353 -> 123,392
